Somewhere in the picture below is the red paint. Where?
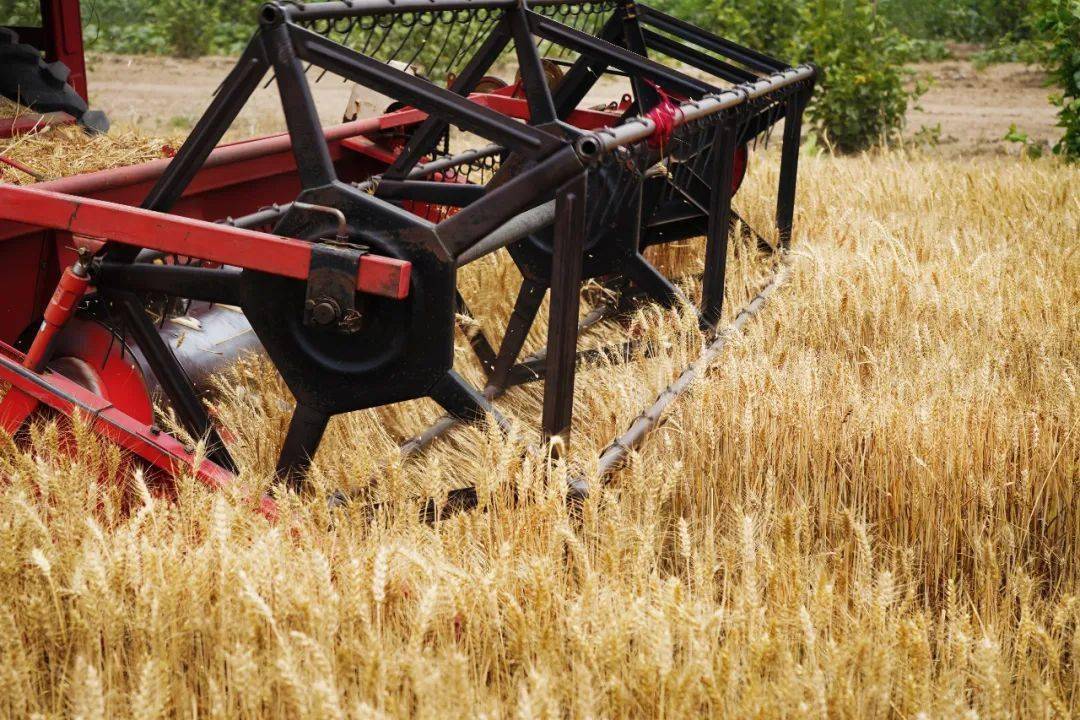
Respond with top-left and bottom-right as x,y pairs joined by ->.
0,342 -> 227,486
341,93 -> 621,163
0,386 -> 40,434
0,79 -> 630,508
467,92 -> 621,130
341,135 -> 400,164
0,116 -> 402,364
732,144 -> 749,195
0,112 -> 75,138
22,263 -> 89,371
0,155 -> 45,180
0,340 -> 276,518
0,185 -> 412,300
48,317 -> 155,424
40,0 -> 89,101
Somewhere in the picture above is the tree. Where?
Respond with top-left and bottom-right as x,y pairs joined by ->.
800,0 -> 923,153
1040,0 -> 1080,159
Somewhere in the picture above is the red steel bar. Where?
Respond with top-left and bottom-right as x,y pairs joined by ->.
0,113 -> 74,139
0,184 -> 412,300
0,154 -> 46,180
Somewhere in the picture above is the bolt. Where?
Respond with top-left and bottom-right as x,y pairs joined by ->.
307,298 -> 340,326
149,425 -> 161,436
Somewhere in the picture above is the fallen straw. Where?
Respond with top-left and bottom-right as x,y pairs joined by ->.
595,260 -> 791,477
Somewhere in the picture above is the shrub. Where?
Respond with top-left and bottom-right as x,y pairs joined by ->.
971,39 -> 1047,68
880,0 -> 1048,43
0,0 -> 40,26
212,1 -> 261,56
800,0 -> 924,153
83,0 -> 167,55
897,38 -> 953,63
658,0 -> 924,154
706,0 -> 806,60
1039,0 -> 1080,160
159,0 -> 216,59
1004,123 -> 1051,158
878,0 -> 958,39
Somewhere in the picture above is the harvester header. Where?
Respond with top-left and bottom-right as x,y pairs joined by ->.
0,0 -> 816,516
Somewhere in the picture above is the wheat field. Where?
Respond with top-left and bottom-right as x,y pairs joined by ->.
0,139 -> 1077,718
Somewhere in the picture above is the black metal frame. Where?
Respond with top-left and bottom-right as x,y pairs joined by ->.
370,0 -> 815,460
83,0 -> 815,500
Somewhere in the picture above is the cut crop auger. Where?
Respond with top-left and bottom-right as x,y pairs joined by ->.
0,0 -> 815,514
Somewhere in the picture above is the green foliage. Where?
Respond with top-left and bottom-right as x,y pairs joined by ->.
800,0 -> 924,153
912,122 -> 943,147
651,0 -> 717,27
971,39 -> 1047,68
652,0 -> 925,153
7,0 -> 1068,157
1039,0 -> 1080,159
897,38 -> 953,63
1004,123 -> 1049,157
0,0 -> 39,26
160,0 -> 216,58
879,0 -> 1047,43
877,0 -> 957,39
706,0 -> 805,60
80,0 -> 261,57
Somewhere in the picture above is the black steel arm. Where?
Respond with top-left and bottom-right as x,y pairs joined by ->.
280,0 -> 514,22
110,291 -> 238,473
140,38 -> 270,214
637,4 -> 788,74
552,12 -> 623,117
642,29 -> 757,84
288,23 -> 564,158
616,0 -> 659,112
374,180 -> 487,206
94,263 -> 246,307
436,144 -> 585,256
264,23 -> 338,189
528,11 -> 716,98
509,6 -> 558,124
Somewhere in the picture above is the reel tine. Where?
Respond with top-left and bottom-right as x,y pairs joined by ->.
426,12 -> 458,81
402,14 -> 439,74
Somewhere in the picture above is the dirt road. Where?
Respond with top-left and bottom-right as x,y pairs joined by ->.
83,52 -> 1059,155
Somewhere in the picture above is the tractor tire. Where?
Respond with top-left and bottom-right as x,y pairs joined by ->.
0,27 -> 110,134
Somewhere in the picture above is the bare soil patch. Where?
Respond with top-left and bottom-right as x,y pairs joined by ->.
908,61 -> 1060,156
82,53 -> 1060,156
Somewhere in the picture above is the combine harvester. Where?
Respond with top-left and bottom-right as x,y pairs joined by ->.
0,0 -> 815,513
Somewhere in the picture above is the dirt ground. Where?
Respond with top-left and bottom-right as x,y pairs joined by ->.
83,51 -> 1059,155
907,60 -> 1060,155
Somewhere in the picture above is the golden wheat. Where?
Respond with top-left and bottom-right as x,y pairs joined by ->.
0,142 -> 1076,718
0,106 -> 180,183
